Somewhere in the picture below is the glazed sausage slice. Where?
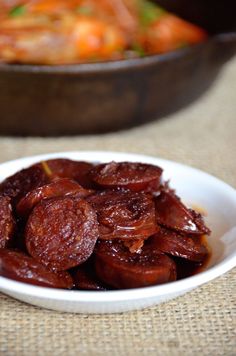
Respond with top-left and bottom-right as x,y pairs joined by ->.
0,196 -> 15,248
41,159 -> 95,188
95,240 -> 176,289
25,196 -> 99,271
16,178 -> 92,217
87,190 -> 158,240
189,208 -> 211,235
0,165 -> 48,206
0,249 -> 73,289
147,227 -> 209,262
89,161 -> 163,192
155,191 -> 210,235
0,159 -> 95,207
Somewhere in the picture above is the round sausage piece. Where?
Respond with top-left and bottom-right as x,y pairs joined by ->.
0,159 -> 95,207
0,196 -> 15,248
0,249 -> 73,289
0,165 -> 48,206
26,196 -> 99,271
87,190 -> 158,240
17,178 -> 92,217
90,161 -> 163,192
147,227 -> 209,262
155,191 -> 210,235
41,159 -> 95,188
95,240 -> 176,289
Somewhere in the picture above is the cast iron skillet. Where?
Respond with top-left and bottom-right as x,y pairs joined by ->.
0,0 -> 235,136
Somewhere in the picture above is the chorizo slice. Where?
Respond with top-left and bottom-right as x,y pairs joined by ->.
95,240 -> 176,289
41,159 -> 95,189
16,178 -> 92,217
0,196 -> 15,248
0,159 -> 94,207
0,249 -> 73,289
89,161 -> 163,192
25,196 -> 99,271
0,164 -> 48,206
189,208 -> 211,235
87,190 -> 158,240
147,227 -> 209,263
155,191 -> 210,235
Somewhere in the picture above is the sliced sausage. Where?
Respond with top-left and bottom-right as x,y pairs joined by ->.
25,196 -> 99,271
147,227 -> 209,262
41,159 -> 95,188
89,161 -> 163,192
0,158 -> 95,207
0,196 -> 15,248
155,191 -> 210,235
16,178 -> 92,217
95,240 -> 176,289
0,164 -> 48,206
189,208 -> 211,235
87,190 -> 158,240
0,249 -> 73,289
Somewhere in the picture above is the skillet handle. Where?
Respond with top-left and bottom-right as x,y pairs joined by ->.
213,32 -> 236,64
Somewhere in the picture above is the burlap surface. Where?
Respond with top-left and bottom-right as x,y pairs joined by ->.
0,57 -> 236,356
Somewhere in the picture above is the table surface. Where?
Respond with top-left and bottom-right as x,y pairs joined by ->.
0,57 -> 236,356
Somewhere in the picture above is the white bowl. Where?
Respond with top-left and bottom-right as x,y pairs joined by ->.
0,151 -> 236,314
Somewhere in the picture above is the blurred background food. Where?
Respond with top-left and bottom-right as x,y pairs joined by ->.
0,0 -> 235,136
0,0 -> 207,64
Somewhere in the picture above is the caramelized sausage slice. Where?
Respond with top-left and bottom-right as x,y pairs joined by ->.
41,159 -> 95,188
0,249 -> 73,289
87,190 -> 158,240
95,240 -> 176,289
0,165 -> 48,206
147,227 -> 209,262
16,178 -> 92,217
90,161 -> 163,192
189,208 -> 211,235
155,191 -> 210,235
0,158 -> 94,206
26,196 -> 99,271
0,196 -> 15,248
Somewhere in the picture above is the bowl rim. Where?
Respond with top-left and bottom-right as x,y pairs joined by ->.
0,150 -> 236,303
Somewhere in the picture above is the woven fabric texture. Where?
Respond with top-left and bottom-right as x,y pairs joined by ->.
0,57 -> 236,356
